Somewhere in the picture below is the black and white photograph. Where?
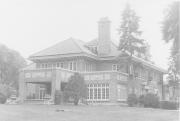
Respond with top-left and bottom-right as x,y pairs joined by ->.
0,0 -> 179,121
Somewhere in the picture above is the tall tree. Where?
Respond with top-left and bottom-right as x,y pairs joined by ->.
0,44 -> 26,90
162,1 -> 179,58
162,1 -> 179,100
64,73 -> 87,105
118,3 -> 148,93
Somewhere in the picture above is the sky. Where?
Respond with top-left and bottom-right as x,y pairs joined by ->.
0,0 -> 176,70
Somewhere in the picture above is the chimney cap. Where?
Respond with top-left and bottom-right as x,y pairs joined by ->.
98,17 -> 111,23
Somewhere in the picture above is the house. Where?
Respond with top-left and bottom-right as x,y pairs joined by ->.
19,17 -> 166,104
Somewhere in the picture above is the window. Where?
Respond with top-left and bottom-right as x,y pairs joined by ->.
87,83 -> 109,101
112,64 -> 117,71
69,61 -> 77,71
60,62 -> 64,68
56,63 -> 60,68
69,62 -> 73,70
112,64 -> 123,71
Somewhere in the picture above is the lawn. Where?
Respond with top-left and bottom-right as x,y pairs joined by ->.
0,104 -> 179,121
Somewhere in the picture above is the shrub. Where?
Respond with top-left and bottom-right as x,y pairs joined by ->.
160,101 -> 179,110
54,90 -> 62,105
64,73 -> 87,105
143,93 -> 159,108
127,93 -> 138,107
138,95 -> 145,106
0,93 -> 7,104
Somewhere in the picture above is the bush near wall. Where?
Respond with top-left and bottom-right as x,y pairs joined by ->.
127,93 -> 138,107
127,93 -> 179,110
143,93 -> 160,108
160,101 -> 179,110
0,93 -> 7,104
138,95 -> 145,106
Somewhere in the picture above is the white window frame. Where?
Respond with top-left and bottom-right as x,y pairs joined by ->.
60,62 -> 64,68
112,64 -> 117,71
87,83 -> 109,101
69,61 -> 77,71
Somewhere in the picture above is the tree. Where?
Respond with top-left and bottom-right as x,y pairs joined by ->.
162,1 -> 179,59
162,1 -> 180,101
118,3 -> 148,93
64,73 -> 87,105
0,44 -> 26,90
167,58 -> 179,101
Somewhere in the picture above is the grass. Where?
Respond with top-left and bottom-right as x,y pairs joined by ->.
0,104 -> 179,121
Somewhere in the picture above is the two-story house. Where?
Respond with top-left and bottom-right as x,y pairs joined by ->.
19,17 -> 166,104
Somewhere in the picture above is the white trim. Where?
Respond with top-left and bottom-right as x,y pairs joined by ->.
87,83 -> 109,101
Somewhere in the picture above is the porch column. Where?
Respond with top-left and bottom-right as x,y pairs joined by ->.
51,70 -> 62,101
109,73 -> 118,103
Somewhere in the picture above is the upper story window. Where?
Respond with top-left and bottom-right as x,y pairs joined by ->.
112,64 -> 117,71
69,61 -> 77,71
112,64 -> 122,71
60,62 -> 64,68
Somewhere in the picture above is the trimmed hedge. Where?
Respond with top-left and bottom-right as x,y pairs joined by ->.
160,101 -> 179,110
127,93 -> 138,107
138,95 -> 145,106
127,93 -> 179,110
0,93 -> 7,104
143,93 -> 159,108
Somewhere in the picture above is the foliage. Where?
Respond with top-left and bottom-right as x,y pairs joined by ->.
0,93 -> 7,104
127,93 -> 138,107
138,95 -> 145,106
162,2 -> 180,97
118,3 -> 149,59
118,4 -> 150,93
0,44 -> 26,89
143,93 -> 159,108
162,1 -> 179,58
160,101 -> 179,110
0,84 -> 14,98
64,73 -> 87,105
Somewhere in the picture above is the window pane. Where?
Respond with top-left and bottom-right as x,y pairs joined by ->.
60,63 -> 64,68
94,88 -> 97,99
98,88 -> 101,99
90,89 -> 93,99
102,88 -> 106,99
112,65 -> 117,71
106,88 -> 109,99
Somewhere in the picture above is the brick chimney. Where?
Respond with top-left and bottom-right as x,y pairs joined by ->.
97,17 -> 111,55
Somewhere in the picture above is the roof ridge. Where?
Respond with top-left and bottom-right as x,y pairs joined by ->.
70,38 -> 85,53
